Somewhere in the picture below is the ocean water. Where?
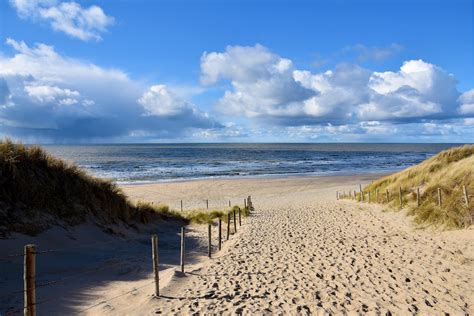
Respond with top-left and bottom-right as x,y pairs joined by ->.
42,143 -> 464,184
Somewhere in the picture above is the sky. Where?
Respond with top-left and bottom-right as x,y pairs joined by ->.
0,0 -> 473,143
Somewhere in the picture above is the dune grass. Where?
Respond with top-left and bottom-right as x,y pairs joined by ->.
0,140 -> 186,236
360,145 -> 473,229
184,205 -> 250,224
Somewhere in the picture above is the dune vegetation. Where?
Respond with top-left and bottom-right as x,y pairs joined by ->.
0,140 -> 187,236
184,205 -> 250,224
361,145 -> 473,228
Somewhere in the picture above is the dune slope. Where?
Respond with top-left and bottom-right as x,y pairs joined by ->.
0,140 -> 184,236
364,145 -> 473,228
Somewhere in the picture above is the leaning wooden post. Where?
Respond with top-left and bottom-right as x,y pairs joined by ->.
24,244 -> 36,316
218,219 -> 222,250
463,185 -> 470,206
206,199 -> 209,209
151,235 -> 159,297
180,200 -> 183,212
233,209 -> 237,233
399,187 -> 403,207
229,200 -> 231,207
238,207 -> 241,226
208,224 -> 212,258
180,227 -> 185,273
417,187 -> 420,207
226,213 -> 231,240
438,188 -> 442,207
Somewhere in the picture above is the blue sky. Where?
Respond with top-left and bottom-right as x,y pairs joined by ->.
0,0 -> 473,143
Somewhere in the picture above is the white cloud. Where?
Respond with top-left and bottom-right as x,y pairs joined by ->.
0,39 -> 219,141
365,59 -> 458,119
24,84 -> 80,104
201,44 -> 315,118
138,85 -> 195,117
458,88 -> 474,114
202,45 -> 464,126
9,0 -> 114,41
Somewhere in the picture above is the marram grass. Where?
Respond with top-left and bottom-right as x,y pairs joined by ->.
184,205 -> 250,224
0,140 -> 187,236
361,145 -> 473,229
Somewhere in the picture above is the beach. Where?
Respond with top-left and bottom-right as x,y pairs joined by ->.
103,175 -> 474,314
1,174 -> 473,315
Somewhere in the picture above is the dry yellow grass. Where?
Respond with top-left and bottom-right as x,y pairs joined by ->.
362,145 -> 473,228
0,140 -> 186,236
183,205 -> 249,224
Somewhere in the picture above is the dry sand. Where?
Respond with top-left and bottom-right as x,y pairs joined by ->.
1,174 -> 473,315
116,175 -> 474,315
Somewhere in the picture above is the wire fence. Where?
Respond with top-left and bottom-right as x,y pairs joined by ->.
0,195 -> 254,315
336,184 -> 473,224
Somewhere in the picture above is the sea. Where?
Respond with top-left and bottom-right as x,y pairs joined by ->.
42,143 -> 465,184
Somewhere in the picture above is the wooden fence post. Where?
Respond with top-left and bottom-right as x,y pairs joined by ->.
180,227 -> 185,273
238,207 -> 241,226
368,191 -> 371,203
399,187 -> 403,207
244,198 -> 247,208
206,199 -> 209,209
386,189 -> 390,203
218,219 -> 222,250
226,213 -> 231,240
24,244 -> 36,316
376,189 -> 379,201
417,187 -> 420,207
229,200 -> 231,207
463,185 -> 470,206
151,235 -> 159,297
180,200 -> 183,212
336,191 -> 339,200
353,190 -> 356,201
233,209 -> 237,233
438,188 -> 442,207
208,224 -> 212,258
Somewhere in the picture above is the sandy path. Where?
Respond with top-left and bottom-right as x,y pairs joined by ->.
111,177 -> 474,315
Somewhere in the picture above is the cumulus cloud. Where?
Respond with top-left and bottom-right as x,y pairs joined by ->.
202,45 -> 466,127
9,0 -> 114,41
201,45 -> 316,118
0,39 -> 220,141
458,88 -> 474,114
138,85 -> 196,117
24,84 -> 80,104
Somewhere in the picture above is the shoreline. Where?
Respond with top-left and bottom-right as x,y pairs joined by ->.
117,170 -> 393,186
